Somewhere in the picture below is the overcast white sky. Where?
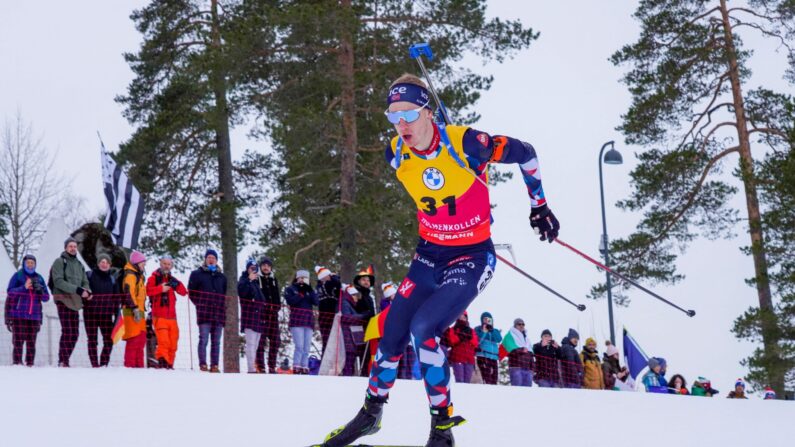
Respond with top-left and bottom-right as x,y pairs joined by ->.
1,1 -> 791,394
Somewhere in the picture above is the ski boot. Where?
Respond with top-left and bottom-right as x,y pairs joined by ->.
322,394 -> 386,447
425,405 -> 466,447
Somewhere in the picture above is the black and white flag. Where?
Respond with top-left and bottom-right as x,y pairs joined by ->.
101,145 -> 144,249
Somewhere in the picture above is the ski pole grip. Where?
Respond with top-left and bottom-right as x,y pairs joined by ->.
409,43 -> 434,60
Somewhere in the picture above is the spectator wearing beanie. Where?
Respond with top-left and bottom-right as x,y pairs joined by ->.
602,342 -> 634,391
474,312 -> 502,385
188,249 -> 227,372
5,254 -> 49,366
560,328 -> 584,388
50,237 -> 92,367
121,250 -> 148,368
691,376 -> 719,397
379,281 -> 397,311
238,259 -> 267,373
727,378 -> 749,399
441,312 -> 479,384
256,256 -> 281,373
668,374 -> 689,395
763,387 -> 776,400
146,255 -> 187,369
85,254 -> 121,367
642,357 -> 668,393
533,329 -> 561,387
315,265 -> 341,357
504,318 -> 534,387
340,284 -> 368,377
580,337 -> 604,390
285,269 -> 318,374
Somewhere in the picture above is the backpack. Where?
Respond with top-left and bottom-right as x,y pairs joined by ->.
47,257 -> 67,291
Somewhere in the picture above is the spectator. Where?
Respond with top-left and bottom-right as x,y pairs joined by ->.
560,328 -> 583,388
315,265 -> 341,356
642,357 -> 668,393
256,256 -> 281,374
121,250 -> 147,368
657,357 -> 669,388
353,266 -> 376,320
763,387 -> 776,400
474,312 -> 502,385
276,357 -> 293,374
146,255 -> 187,369
505,318 -> 534,387
580,337 -> 604,390
668,374 -> 689,395
727,378 -> 748,399
85,254 -> 121,367
5,254 -> 49,366
533,329 -> 561,387
691,376 -> 719,397
379,281 -> 397,311
602,342 -> 634,391
285,269 -> 318,374
340,284 -> 368,376
441,312 -> 479,384
238,260 -> 266,373
188,249 -> 228,373
50,237 -> 92,367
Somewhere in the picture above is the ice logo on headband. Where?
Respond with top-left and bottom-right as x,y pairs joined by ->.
388,84 -> 430,105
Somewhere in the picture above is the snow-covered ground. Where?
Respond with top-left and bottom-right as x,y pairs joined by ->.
1,366 -> 790,447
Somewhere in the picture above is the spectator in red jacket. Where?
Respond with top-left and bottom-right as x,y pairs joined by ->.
146,256 -> 187,369
441,312 -> 479,384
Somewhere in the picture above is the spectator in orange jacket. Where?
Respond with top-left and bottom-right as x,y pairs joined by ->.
121,251 -> 147,368
146,256 -> 187,369
441,312 -> 479,384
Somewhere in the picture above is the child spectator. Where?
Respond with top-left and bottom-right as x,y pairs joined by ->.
727,378 -> 748,399
668,374 -> 689,395
642,357 -> 668,393
474,312 -> 502,385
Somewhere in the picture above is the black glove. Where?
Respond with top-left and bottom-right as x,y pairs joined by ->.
530,205 -> 560,243
76,287 -> 86,296
5,320 -> 12,333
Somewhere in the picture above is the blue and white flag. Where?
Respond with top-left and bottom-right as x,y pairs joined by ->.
101,145 -> 144,250
623,328 -> 649,380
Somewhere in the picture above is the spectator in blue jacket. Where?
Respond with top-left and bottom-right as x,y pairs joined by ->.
559,328 -> 583,388
188,249 -> 228,373
285,269 -> 319,374
642,357 -> 668,393
5,254 -> 49,366
238,260 -> 266,373
475,311 -> 502,385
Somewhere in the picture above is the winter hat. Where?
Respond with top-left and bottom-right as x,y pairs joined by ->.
764,387 -> 776,400
513,318 -> 525,326
63,237 -> 77,248
381,281 -> 397,298
21,254 -> 37,264
346,284 -> 360,296
315,265 -> 332,280
259,256 -> 273,267
480,312 -> 493,324
657,357 -> 667,368
541,329 -> 552,338
97,253 -> 112,264
606,344 -> 619,357
735,378 -> 746,389
567,328 -> 580,340
130,250 -> 146,265
295,269 -> 310,280
205,249 -> 219,260
245,259 -> 258,271
648,357 -> 660,370
585,337 -> 597,347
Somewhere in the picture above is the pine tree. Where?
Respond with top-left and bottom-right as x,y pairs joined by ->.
249,0 -> 538,285
116,0 -> 277,372
608,0 -> 794,394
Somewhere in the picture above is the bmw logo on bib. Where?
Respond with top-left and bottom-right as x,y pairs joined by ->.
422,167 -> 445,191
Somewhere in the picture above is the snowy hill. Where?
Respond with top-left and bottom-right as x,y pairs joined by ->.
1,367 -> 791,447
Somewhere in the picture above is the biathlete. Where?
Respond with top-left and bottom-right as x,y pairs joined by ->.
321,74 -> 561,447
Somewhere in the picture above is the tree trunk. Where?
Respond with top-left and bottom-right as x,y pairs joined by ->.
211,0 -> 240,373
719,0 -> 783,394
337,0 -> 358,281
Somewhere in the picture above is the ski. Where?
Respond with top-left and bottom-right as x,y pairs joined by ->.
306,445 -> 422,447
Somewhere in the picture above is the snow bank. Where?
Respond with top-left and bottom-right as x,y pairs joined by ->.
0,367 -> 791,447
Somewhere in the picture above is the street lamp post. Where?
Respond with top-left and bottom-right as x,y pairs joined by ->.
599,140 -> 623,345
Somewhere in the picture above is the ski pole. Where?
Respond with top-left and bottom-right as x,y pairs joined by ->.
554,238 -> 696,317
495,254 -> 586,312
